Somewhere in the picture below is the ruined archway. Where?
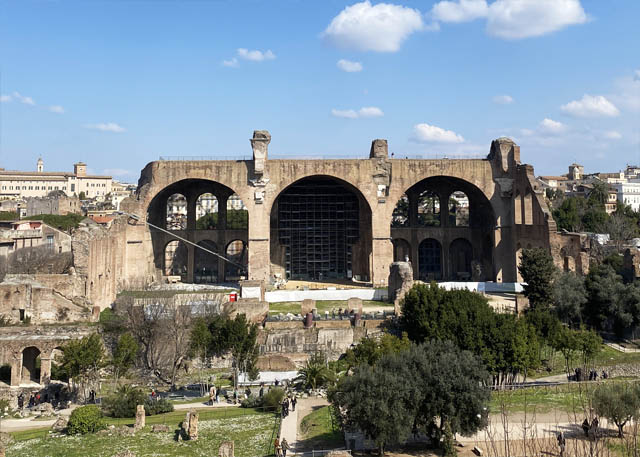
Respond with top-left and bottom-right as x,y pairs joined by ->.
450,238 -> 473,280
22,346 -> 41,383
270,176 -> 373,282
391,176 -> 496,281
393,238 -> 411,262
164,240 -> 188,279
147,179 -> 248,283
225,240 -> 247,280
195,240 -> 219,283
418,238 -> 442,281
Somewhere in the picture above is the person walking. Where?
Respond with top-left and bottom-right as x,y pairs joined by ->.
274,437 -> 282,457
582,418 -> 590,437
291,396 -> 297,412
557,432 -> 566,457
209,386 -> 215,406
281,437 -> 291,457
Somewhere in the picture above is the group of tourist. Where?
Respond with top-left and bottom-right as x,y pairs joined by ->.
17,390 -> 63,409
273,437 -> 291,457
281,394 -> 297,418
572,368 -> 609,382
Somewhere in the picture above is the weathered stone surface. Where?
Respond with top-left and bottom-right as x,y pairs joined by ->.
52,416 -> 69,432
115,425 -> 136,436
388,261 -> 413,314
151,424 -> 170,433
325,451 -> 351,457
0,433 -> 13,447
134,404 -> 145,431
301,299 -> 315,316
369,139 -> 388,159
473,445 -> 484,456
187,409 -> 198,440
346,298 -> 362,314
219,440 -> 235,457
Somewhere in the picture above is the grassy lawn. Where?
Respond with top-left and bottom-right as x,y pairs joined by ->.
269,300 -> 392,316
529,344 -> 640,379
7,408 -> 277,457
490,383 -> 599,413
298,405 -> 343,450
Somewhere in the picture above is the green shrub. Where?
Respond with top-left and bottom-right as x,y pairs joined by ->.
102,385 -> 147,418
67,405 -> 106,435
144,397 -> 174,416
240,395 -> 263,408
262,387 -> 285,411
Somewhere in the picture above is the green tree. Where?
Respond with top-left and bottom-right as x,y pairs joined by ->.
78,191 -> 86,200
593,382 -> 640,437
518,248 -> 556,310
196,212 -> 217,230
332,353 -> 418,456
552,326 -> 580,378
207,314 -> 259,387
295,353 -> 334,390
400,282 -> 541,385
331,341 -> 490,455
111,333 -> 138,385
343,332 -> 411,368
102,384 -> 146,418
189,317 -> 212,395
60,334 -> 106,402
553,271 -> 587,326
552,197 -> 583,232
584,265 -> 626,333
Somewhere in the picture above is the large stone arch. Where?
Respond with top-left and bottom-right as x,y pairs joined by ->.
390,175 -> 496,281
269,175 -> 373,282
146,178 -> 248,283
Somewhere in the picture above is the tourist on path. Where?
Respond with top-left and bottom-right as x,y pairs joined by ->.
281,437 -> 291,457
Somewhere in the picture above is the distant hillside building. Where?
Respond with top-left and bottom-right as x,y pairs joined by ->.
0,159 -> 112,201
25,191 -> 81,217
0,220 -> 72,258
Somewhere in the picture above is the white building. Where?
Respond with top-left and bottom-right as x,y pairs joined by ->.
614,180 -> 640,211
0,159 -> 112,201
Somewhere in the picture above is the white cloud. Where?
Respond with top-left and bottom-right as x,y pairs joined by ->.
12,91 -> 35,105
611,70 -> 640,112
492,94 -> 514,105
0,94 -> 11,103
237,48 -> 276,61
332,106 -> 384,119
48,105 -> 64,114
431,0 -> 488,23
337,59 -> 363,72
560,94 -> 620,118
538,118 -> 566,135
412,123 -> 464,143
332,109 -> 358,119
486,0 -> 587,39
603,130 -> 622,140
85,122 -> 126,133
358,106 -> 384,118
322,1 -> 424,52
222,58 -> 239,68
223,48 -> 276,67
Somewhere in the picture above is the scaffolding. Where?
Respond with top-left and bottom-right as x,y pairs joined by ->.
278,179 -> 359,281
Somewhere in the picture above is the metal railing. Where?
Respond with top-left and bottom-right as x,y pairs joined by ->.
158,156 -> 249,161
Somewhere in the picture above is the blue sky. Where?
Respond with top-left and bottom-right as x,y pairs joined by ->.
0,0 -> 638,181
